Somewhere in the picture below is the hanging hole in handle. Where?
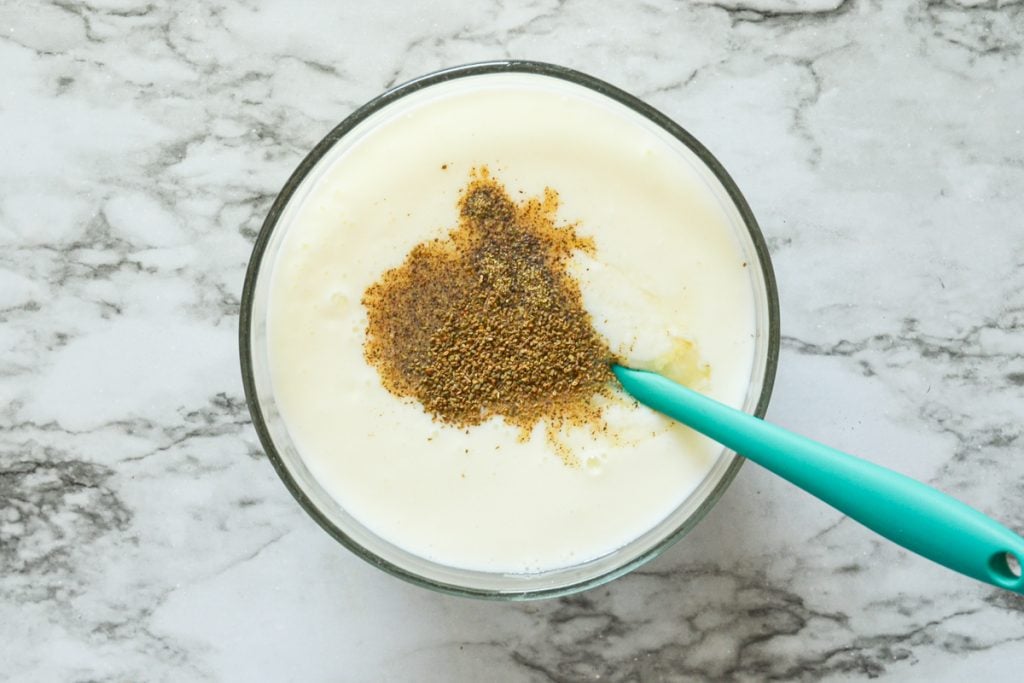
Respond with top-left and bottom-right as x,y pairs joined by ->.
988,551 -> 1022,585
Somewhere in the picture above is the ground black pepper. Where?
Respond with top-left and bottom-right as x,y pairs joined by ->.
362,168 -> 614,446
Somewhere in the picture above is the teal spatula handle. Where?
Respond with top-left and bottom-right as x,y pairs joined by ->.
612,366 -> 1024,593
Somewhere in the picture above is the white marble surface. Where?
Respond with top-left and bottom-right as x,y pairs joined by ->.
2,0 -> 1023,680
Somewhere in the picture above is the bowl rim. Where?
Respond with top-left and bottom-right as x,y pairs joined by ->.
239,59 -> 781,600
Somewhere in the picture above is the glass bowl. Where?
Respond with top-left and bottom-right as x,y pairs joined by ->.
239,61 -> 780,600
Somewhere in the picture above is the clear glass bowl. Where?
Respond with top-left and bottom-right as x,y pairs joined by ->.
239,61 -> 780,600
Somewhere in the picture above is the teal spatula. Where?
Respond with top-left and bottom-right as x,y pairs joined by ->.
612,365 -> 1024,594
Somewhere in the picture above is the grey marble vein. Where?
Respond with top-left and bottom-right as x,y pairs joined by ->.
1,0 -> 1023,681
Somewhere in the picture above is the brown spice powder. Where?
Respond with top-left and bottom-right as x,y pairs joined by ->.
362,167 -> 614,440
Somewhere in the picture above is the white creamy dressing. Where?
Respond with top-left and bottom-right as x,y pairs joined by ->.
267,75 -> 757,573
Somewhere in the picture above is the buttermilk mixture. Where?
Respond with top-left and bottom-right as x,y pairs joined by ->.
267,75 -> 757,572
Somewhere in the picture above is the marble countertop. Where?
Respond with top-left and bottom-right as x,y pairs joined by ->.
2,1 -> 1023,680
